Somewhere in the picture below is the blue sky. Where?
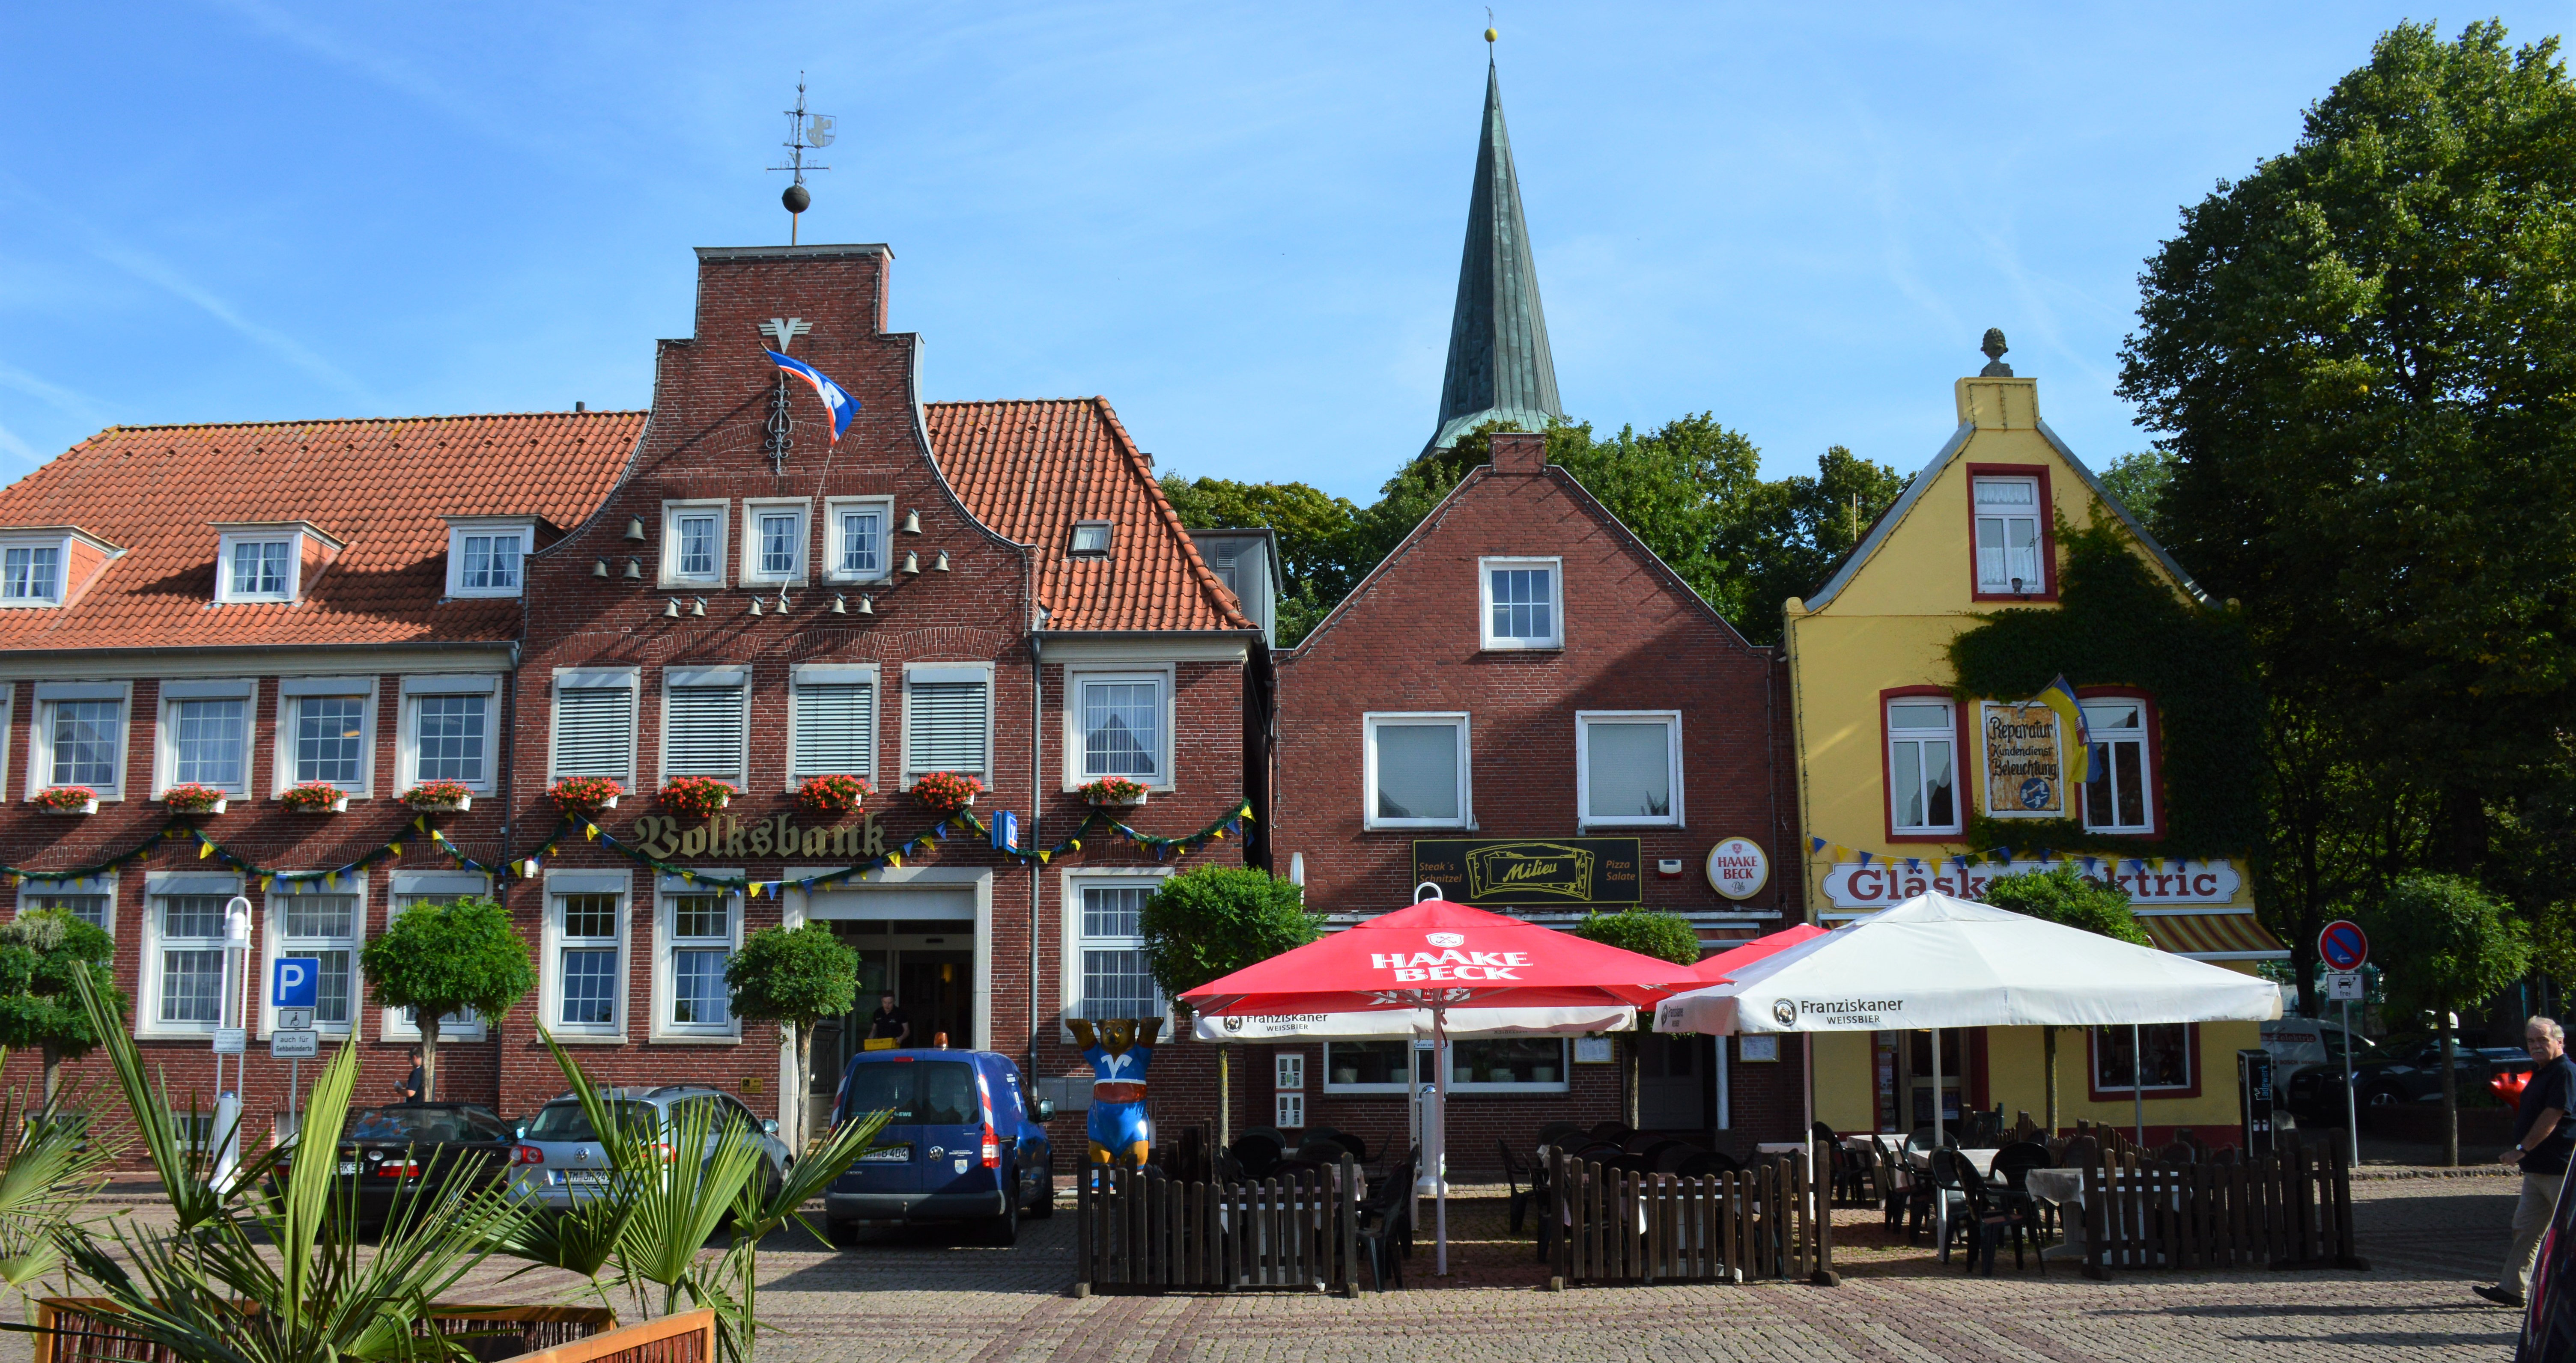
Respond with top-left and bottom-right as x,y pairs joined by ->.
3,3 -> 2569,501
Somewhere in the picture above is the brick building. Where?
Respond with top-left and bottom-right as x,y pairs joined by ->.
1261,61 -> 1808,1167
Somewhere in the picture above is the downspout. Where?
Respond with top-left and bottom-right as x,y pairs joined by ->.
1029,625 -> 1044,1095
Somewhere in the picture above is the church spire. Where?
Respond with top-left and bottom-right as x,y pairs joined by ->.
1427,51 -> 1563,454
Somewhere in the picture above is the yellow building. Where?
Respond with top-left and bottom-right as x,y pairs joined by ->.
1783,340 -> 2285,1144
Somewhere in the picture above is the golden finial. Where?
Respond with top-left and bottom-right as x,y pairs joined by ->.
1486,9 -> 1497,44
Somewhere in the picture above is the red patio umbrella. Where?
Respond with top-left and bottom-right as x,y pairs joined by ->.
1690,923 -> 1831,981
1181,899 -> 1698,1275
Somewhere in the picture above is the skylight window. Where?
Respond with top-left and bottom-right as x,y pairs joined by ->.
1068,522 -> 1112,556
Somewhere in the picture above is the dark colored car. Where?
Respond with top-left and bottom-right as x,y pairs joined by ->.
278,1102 -> 518,1230
823,1049 -> 1054,1246
2520,1175 -> 2576,1360
2287,1038 -> 2534,1123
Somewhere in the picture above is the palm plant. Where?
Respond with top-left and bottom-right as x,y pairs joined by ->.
0,1051 -> 117,1323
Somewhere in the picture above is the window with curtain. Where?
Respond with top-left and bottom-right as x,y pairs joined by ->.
2081,699 -> 2154,833
555,893 -> 620,1028
1580,714 -> 1676,825
1366,716 -> 1466,826
1076,884 -> 1160,1020
154,894 -> 228,1025
2093,1024 -> 2192,1092
172,697 -> 248,790
3,545 -> 59,601
1973,476 -> 2044,593
1886,700 -> 1959,833
292,695 -> 367,786
459,533 -> 522,592
668,892 -> 735,1028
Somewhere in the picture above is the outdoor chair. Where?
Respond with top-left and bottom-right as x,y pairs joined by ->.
1992,1141 -> 2053,1242
2060,1134 -> 2100,1175
1676,1149 -> 1740,1180
1651,1144 -> 1702,1176
2156,1140 -> 2198,1166
1939,1149 -> 2035,1275
1588,1120 -> 1635,1144
1312,1127 -> 1370,1165
1866,1140 -> 1910,1229
2210,1145 -> 2241,1166
1635,1138 -> 1686,1170
1534,1121 -> 1586,1153
1228,1131 -> 1285,1180
1498,1137 -> 1537,1235
1357,1149 -> 1419,1289
1924,1149 -> 1979,1261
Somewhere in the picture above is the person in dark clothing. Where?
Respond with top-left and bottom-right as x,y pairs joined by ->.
865,994 -> 909,1049
2481,1017 -> 2573,1307
396,1046 -> 426,1104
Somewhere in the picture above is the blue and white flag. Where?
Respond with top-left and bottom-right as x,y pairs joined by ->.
764,349 -> 859,443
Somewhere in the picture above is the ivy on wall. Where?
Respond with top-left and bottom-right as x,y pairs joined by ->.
1945,516 -> 2261,860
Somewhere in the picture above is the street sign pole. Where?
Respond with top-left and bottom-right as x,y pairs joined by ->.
2319,920 -> 2372,1169
271,958 -> 324,1147
2344,993 -> 2358,1166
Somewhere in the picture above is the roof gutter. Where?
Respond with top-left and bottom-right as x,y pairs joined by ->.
0,639 -> 522,666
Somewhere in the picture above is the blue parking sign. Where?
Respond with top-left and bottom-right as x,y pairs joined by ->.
272,957 -> 322,1009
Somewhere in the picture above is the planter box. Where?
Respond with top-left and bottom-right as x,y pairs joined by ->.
1086,792 -> 1148,809
36,796 -> 98,815
165,797 -> 229,815
2366,1098 -> 2516,1148
287,794 -> 352,815
407,794 -> 472,813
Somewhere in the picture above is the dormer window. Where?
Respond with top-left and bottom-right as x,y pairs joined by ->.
0,527 -> 122,610
212,522 -> 341,606
1068,521 -> 1112,556
443,517 -> 536,599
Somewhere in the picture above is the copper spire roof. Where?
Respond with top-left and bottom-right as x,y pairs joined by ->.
1428,60 -> 1564,454
925,398 -> 1252,633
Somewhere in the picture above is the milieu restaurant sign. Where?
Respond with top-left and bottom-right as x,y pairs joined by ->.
1412,838 -> 1642,907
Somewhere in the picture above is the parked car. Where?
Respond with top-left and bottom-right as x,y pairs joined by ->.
2519,1171 -> 2576,1360
2263,1016 -> 2373,1074
2286,1036 -> 2533,1124
504,1085 -> 793,1213
823,1048 -> 1054,1246
276,1102 -> 518,1232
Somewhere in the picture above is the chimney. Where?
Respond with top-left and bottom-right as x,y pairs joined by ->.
1490,431 -> 1546,474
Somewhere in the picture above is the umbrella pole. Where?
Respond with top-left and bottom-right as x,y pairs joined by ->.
1434,1006 -> 1450,1277
1930,1027 -> 1944,1253
2132,1024 -> 2145,1148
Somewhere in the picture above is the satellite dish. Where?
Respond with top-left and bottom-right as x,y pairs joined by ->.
806,114 -> 835,148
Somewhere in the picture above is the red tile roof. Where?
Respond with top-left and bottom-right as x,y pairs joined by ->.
927,398 -> 1251,633
0,411 -> 644,650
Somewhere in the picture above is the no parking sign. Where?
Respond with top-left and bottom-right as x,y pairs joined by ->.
2318,920 -> 2369,972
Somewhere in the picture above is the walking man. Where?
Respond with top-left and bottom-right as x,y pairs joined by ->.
2480,1015 -> 2572,1308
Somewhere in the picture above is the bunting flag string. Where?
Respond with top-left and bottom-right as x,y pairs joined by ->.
0,813 -> 494,894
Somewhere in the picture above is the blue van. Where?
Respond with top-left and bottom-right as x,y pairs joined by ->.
824,1048 -> 1055,1246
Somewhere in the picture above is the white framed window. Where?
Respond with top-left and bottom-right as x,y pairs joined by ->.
1066,877 -> 1163,1023
1064,667 -> 1173,790
1067,521 -> 1113,556
541,871 -> 631,1039
1321,1039 -> 1570,1094
156,679 -> 254,798
2092,1024 -> 2193,1094
1276,1092 -> 1305,1129
1886,698 -> 1960,835
903,664 -> 992,782
1973,475 -> 2045,595
790,664 -> 877,783
823,497 -> 894,583
739,500 -> 810,586
660,667 -> 748,788
213,522 -> 338,605
443,517 -> 534,598
276,677 -> 375,796
382,873 -> 492,1042
137,874 -> 239,1038
20,874 -> 114,937
1363,712 -> 1470,830
1,543 -> 60,604
29,682 -> 129,800
1275,1053 -> 1305,1091
2081,699 -> 2156,834
1576,711 -> 1682,829
1479,556 -> 1562,650
549,668 -> 638,786
399,675 -> 500,793
653,873 -> 742,1041
658,500 -> 729,588
262,884 -> 360,1037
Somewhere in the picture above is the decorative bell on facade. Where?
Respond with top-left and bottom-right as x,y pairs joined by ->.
623,517 -> 647,542
857,594 -> 875,616
829,594 -> 846,614
622,558 -> 641,579
664,598 -> 680,618
592,558 -> 610,578
902,509 -> 921,535
901,551 -> 920,575
689,598 -> 707,617
933,551 -> 950,572
748,598 -> 763,616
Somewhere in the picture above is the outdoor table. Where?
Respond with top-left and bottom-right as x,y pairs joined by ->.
1903,1147 -> 2002,1179
2022,1166 -> 2182,1265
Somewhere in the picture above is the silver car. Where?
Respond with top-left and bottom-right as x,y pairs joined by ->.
505,1085 -> 792,1211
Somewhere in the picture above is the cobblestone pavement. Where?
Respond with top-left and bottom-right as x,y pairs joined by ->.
5,1172 -> 2531,1362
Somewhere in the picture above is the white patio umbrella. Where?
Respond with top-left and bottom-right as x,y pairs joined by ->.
1652,891 -> 2281,1247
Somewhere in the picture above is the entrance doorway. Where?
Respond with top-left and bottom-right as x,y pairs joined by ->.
802,907 -> 978,1136
1637,1032 -> 1712,1132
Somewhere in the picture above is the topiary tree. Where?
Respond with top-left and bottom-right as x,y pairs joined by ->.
727,923 -> 859,1152
1979,864 -> 2148,1133
0,908 -> 124,1113
1139,865 -> 1323,1146
2366,874 -> 2531,1167
1571,909 -> 1701,1125
360,897 -> 534,1102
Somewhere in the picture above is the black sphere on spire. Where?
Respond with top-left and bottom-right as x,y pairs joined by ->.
782,183 -> 811,214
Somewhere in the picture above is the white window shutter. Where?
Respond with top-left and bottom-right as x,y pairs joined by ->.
906,681 -> 988,774
793,683 -> 874,777
552,687 -> 634,781
665,686 -> 746,779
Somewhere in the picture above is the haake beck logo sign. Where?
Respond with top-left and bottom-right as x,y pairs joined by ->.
1367,932 -> 1532,983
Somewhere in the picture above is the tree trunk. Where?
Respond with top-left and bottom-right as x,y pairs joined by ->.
1218,1045 -> 1231,1150
2440,1012 -> 2460,1168
421,1012 -> 442,1103
41,1042 -> 62,1118
1625,1034 -> 1640,1130
2043,1028 -> 2060,1135
793,1019 -> 816,1152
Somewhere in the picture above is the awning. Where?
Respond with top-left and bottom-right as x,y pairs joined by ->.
2137,911 -> 2288,961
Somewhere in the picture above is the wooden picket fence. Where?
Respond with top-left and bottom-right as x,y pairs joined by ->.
1548,1144 -> 1837,1287
1073,1158 -> 1364,1295
32,1299 -> 628,1363
2076,1140 -> 2367,1279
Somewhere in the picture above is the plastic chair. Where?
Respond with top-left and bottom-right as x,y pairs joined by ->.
1497,1137 -> 1536,1235
1588,1120 -> 1635,1144
1357,1147 -> 1418,1289
1534,1121 -> 1586,1153
1939,1149 -> 2032,1274
1228,1130 -> 1285,1180
1992,1141 -> 2053,1242
1676,1149 -> 1741,1179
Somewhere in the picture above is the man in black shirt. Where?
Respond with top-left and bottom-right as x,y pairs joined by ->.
2481,1016 -> 2572,1307
865,994 -> 909,1050
396,1047 -> 426,1104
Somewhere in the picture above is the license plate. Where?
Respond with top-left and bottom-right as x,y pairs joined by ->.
564,1170 -> 611,1185
337,1162 -> 356,1176
858,1146 -> 910,1164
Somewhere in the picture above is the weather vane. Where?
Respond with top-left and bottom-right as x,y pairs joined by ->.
767,74 -> 835,246
1486,9 -> 1497,48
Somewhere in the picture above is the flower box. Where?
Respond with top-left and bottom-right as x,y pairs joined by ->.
161,784 -> 229,815
911,771 -> 984,817
549,777 -> 623,815
1076,777 -> 1148,808
796,774 -> 873,817
34,788 -> 98,815
404,781 -> 474,813
282,783 -> 350,815
659,776 -> 734,820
